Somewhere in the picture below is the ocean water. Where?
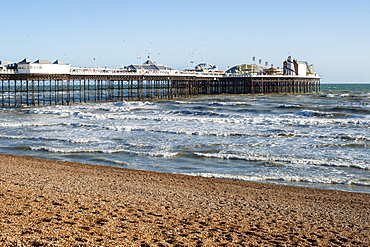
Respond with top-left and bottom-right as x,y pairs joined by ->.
0,83 -> 369,194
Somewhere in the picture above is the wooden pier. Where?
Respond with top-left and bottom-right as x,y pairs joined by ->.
0,73 -> 320,107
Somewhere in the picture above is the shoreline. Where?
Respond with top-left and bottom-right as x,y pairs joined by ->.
1,153 -> 369,246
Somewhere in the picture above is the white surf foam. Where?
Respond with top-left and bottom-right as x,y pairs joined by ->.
193,152 -> 370,170
182,172 -> 370,187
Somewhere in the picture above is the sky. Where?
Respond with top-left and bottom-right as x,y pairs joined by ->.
1,0 -> 370,82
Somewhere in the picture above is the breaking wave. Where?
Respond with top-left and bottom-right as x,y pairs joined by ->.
26,145 -> 178,158
182,172 -> 370,187
193,152 -> 369,170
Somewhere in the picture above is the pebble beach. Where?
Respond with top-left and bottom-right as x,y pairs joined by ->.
0,153 -> 369,246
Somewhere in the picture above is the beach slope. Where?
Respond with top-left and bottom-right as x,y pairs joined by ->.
0,153 -> 369,246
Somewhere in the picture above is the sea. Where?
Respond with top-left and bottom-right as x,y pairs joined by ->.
0,83 -> 369,194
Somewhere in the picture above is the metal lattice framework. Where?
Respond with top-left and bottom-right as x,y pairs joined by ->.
0,74 -> 320,107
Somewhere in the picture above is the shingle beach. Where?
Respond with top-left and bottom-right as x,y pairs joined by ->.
0,153 -> 369,246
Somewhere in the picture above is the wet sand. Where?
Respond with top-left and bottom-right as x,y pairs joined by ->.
0,153 -> 369,246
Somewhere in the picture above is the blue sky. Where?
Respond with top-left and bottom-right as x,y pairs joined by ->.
1,0 -> 369,82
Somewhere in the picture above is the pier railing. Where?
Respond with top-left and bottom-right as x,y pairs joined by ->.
0,68 -> 16,74
70,67 -> 225,77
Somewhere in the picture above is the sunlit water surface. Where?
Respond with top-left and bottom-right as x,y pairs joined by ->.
0,83 -> 369,193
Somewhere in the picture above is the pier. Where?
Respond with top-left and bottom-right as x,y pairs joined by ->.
0,57 -> 321,107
